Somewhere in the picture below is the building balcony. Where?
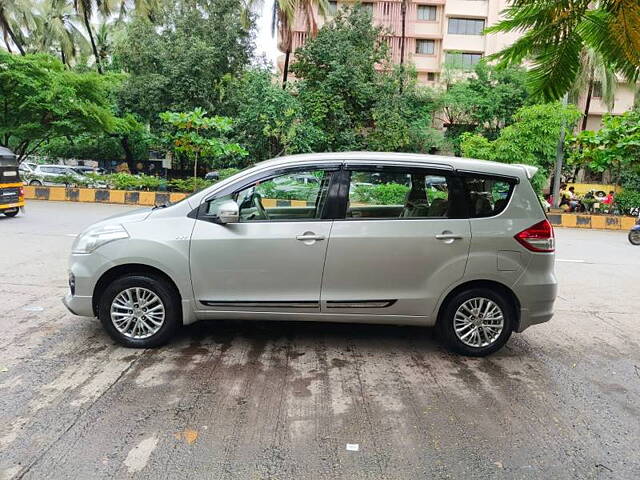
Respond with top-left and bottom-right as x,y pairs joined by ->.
442,34 -> 486,53
444,0 -> 488,18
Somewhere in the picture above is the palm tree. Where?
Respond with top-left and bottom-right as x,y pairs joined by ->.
485,0 -> 640,101
0,0 -> 32,55
572,49 -> 617,131
73,0 -> 113,73
32,0 -> 90,66
272,0 -> 329,88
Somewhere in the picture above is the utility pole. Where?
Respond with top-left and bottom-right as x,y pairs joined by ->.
399,1 -> 406,66
552,93 -> 569,208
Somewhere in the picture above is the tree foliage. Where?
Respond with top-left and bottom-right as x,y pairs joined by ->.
568,110 -> 640,185
112,0 -> 254,130
486,0 -> 640,101
461,102 -> 582,190
290,7 -> 442,153
0,51 -> 128,161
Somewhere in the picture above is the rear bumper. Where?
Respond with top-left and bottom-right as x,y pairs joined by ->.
515,282 -> 558,332
0,200 -> 24,211
63,293 -> 94,317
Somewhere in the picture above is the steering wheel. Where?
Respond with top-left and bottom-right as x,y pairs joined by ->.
252,193 -> 270,220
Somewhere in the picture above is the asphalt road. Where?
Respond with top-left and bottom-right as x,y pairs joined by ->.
1,201 -> 639,480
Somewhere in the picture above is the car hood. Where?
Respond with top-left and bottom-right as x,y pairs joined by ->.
79,207 -> 153,235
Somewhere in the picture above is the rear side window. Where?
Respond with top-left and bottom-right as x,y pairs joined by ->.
345,168 -> 466,219
462,174 -> 516,218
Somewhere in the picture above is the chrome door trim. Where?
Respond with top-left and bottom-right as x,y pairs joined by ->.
200,300 -> 319,308
325,300 -> 397,308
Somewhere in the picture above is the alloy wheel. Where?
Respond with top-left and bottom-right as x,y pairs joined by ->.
110,287 -> 165,339
453,297 -> 504,348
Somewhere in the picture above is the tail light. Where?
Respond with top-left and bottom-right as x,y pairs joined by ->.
20,186 -> 24,198
514,219 -> 555,252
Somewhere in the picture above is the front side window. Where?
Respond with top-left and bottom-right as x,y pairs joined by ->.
346,169 -> 461,219
462,175 -> 515,218
416,39 -> 435,55
448,17 -> 485,35
417,5 -> 437,21
210,169 -> 334,222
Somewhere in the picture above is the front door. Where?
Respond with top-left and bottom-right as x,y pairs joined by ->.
190,167 -> 337,312
321,165 -> 471,318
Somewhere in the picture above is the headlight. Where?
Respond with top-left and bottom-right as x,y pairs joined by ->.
72,224 -> 129,254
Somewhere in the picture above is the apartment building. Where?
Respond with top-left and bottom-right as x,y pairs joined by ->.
278,0 -> 636,130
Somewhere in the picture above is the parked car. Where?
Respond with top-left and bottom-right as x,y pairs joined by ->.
63,152 -> 556,356
72,165 -> 105,175
204,171 -> 219,181
22,164 -> 102,187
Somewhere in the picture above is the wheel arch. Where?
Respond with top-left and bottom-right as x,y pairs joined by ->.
436,279 -> 521,331
92,263 -> 183,320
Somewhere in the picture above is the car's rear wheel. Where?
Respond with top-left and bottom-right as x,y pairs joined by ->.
3,208 -> 19,217
29,180 -> 42,186
98,274 -> 180,348
437,288 -> 514,357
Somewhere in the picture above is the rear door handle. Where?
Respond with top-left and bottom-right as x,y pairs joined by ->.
296,234 -> 326,241
435,233 -> 463,240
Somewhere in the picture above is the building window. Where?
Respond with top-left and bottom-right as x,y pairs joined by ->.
361,2 -> 374,15
382,2 -> 392,16
417,5 -> 437,21
448,17 -> 485,35
327,0 -> 338,15
445,52 -> 482,68
427,72 -> 437,82
416,39 -> 435,55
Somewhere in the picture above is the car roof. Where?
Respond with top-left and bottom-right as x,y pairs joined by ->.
253,152 -> 534,179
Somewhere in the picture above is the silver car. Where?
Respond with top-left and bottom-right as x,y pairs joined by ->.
63,153 -> 556,356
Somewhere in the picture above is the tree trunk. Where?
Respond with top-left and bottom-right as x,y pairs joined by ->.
5,23 -> 25,55
193,151 -> 199,192
83,11 -> 103,74
282,50 -> 290,89
581,73 -> 594,131
61,48 -> 67,67
120,136 -> 136,172
4,35 -> 13,53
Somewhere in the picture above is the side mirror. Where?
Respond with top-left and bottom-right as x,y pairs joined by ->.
211,199 -> 239,224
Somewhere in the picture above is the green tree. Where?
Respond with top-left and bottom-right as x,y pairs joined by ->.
568,110 -> 640,186
439,62 -> 530,153
113,0 -> 254,129
0,52 -> 126,162
486,0 -> 640,101
460,102 -> 582,191
160,108 -> 247,191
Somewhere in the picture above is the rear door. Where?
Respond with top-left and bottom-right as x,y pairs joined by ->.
320,164 -> 471,319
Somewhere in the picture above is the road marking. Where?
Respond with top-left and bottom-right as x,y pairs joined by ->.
557,259 -> 586,263
124,435 -> 158,474
65,234 -> 77,237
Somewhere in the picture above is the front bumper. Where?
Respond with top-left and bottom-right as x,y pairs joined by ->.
63,293 -> 94,317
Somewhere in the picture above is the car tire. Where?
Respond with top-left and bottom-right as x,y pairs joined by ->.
437,287 -> 514,357
628,230 -> 640,246
98,274 -> 180,348
3,209 -> 19,217
29,180 -> 42,186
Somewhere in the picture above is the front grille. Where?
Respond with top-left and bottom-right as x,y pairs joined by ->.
0,187 -> 20,204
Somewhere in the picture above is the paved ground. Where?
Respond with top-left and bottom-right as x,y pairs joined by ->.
1,201 -> 639,480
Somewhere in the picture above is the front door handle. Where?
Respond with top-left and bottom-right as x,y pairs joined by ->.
296,233 -> 326,241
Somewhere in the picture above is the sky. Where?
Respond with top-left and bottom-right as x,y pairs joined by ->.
255,1 -> 280,68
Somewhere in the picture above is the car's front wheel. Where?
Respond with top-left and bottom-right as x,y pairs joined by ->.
437,288 -> 514,357
98,274 -> 180,348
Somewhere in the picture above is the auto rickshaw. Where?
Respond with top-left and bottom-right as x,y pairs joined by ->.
0,147 -> 24,217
